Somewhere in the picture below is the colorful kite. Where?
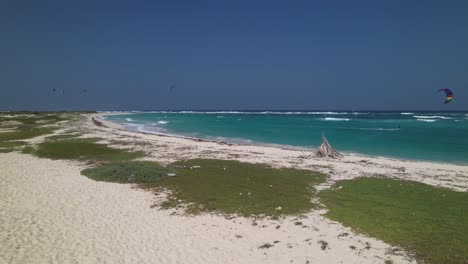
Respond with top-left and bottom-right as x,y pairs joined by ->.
438,88 -> 453,104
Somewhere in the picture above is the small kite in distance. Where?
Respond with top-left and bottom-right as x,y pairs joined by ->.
169,84 -> 175,92
438,88 -> 453,104
52,88 -> 56,92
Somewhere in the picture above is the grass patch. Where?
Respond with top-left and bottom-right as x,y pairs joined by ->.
0,128 -> 56,141
33,138 -> 145,162
0,148 -> 15,153
155,159 -> 326,217
81,161 -> 172,183
0,141 -> 27,148
80,159 -> 326,217
45,133 -> 83,141
21,146 -> 35,154
0,114 -> 68,126
320,177 -> 468,264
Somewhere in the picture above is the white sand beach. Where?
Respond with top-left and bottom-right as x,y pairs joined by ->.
1,152 -> 414,264
1,113 -> 468,263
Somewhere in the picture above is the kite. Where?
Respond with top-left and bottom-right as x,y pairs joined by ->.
52,88 -> 56,92
438,88 -> 453,104
169,84 -> 175,92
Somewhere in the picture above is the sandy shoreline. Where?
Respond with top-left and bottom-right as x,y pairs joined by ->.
0,153 -> 414,264
93,112 -> 468,192
2,112 -> 468,263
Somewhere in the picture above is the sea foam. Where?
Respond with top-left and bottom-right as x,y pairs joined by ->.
417,119 -> 437,122
413,115 -> 452,120
323,117 -> 350,121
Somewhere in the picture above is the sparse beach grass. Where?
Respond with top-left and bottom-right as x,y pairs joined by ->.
81,161 -> 172,183
0,148 -> 15,153
0,113 -> 68,127
45,133 -> 83,141
0,141 -> 27,148
0,127 -> 56,141
157,159 -> 326,217
83,159 -> 327,217
0,113 -> 75,143
0,113 -> 143,163
0,141 -> 28,153
320,177 -> 468,264
33,138 -> 145,162
0,115 -> 60,152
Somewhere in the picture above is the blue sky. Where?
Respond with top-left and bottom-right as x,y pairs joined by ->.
1,0 -> 467,111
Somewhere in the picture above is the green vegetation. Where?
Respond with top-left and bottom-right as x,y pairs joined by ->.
45,133 -> 83,141
0,113 -> 71,153
81,161 -> 172,183
159,159 -> 326,216
0,141 -> 27,148
0,141 -> 27,154
0,148 -> 15,153
33,138 -> 145,162
0,113 -> 68,127
21,146 -> 35,154
320,177 -> 468,264
0,114 -> 142,162
81,159 -> 326,217
0,127 -> 56,141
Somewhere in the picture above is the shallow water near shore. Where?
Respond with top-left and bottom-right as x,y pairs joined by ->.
105,111 -> 468,164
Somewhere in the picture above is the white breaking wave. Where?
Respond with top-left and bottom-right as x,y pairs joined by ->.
157,121 -> 169,125
310,111 -> 350,115
359,128 -> 400,131
122,111 -> 355,115
417,119 -> 437,122
413,115 -> 452,120
125,118 -> 134,122
323,117 -> 350,121
400,112 -> 414,115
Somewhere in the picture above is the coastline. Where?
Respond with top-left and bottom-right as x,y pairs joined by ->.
2,112 -> 467,263
98,111 -> 468,166
94,112 -> 468,192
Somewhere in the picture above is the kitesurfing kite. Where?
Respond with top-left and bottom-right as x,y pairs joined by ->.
438,88 -> 453,104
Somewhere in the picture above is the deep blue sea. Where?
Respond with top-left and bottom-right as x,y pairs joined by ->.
105,111 -> 468,164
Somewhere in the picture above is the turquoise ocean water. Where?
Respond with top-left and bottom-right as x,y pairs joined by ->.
105,111 -> 468,164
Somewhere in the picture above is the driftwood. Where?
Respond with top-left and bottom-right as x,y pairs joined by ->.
314,135 -> 343,159
92,117 -> 104,127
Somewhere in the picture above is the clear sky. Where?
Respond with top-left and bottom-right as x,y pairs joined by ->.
2,0 -> 467,111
